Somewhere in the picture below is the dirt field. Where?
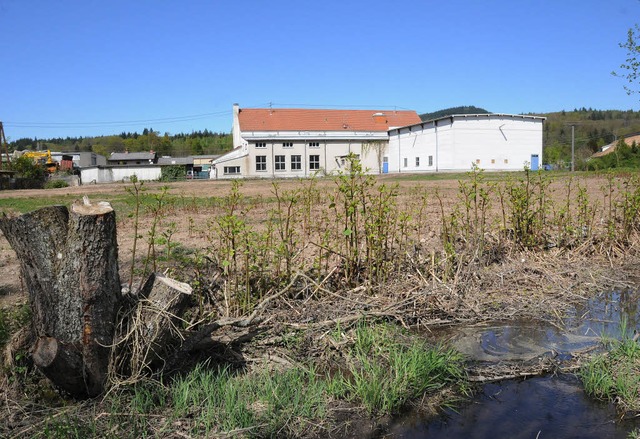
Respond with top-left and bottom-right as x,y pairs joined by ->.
2,171 -> 640,438
0,171 -> 626,315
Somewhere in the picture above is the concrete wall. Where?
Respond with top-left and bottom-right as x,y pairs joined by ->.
388,115 -> 543,173
80,166 -> 161,184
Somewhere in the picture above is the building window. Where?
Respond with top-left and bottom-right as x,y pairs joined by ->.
224,166 -> 240,175
275,155 -> 286,171
403,158 -> 408,168
283,142 -> 293,148
476,159 -> 481,164
428,155 -> 433,166
256,142 -> 266,148
308,142 -> 320,148
491,159 -> 496,164
256,155 -> 267,171
415,157 -> 420,167
504,159 -> 509,164
309,155 -> 320,170
291,155 -> 301,170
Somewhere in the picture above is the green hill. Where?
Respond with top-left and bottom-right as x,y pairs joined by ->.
419,106 -> 490,121
534,108 -> 640,169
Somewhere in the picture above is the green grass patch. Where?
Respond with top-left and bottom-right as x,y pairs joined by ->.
329,321 -> 467,415
35,415 -> 97,439
0,304 -> 30,349
171,363 -> 326,438
580,330 -> 640,413
44,180 -> 69,189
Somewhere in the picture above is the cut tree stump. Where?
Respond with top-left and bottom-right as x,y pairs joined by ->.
0,198 -> 121,398
127,272 -> 193,372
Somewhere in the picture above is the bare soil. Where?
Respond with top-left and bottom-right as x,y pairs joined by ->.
1,172 -> 639,438
0,172 -> 633,332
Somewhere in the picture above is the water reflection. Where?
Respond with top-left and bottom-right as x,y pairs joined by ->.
391,290 -> 640,438
572,290 -> 640,339
433,290 -> 640,363
389,375 -> 638,439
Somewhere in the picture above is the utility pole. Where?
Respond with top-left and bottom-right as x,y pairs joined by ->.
571,125 -> 575,172
0,122 -> 11,171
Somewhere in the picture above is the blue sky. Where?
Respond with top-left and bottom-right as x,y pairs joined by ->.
2,0 -> 640,140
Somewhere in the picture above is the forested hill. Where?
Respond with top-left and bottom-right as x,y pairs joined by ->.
419,106 -> 490,121
8,129 -> 233,158
535,108 -> 640,168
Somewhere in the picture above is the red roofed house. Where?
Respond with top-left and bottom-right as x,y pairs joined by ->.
211,104 -> 421,178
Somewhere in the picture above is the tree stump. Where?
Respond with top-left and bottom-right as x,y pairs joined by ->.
0,199 -> 121,397
129,272 -> 193,372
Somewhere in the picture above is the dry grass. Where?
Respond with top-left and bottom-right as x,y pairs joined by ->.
3,169 -> 640,437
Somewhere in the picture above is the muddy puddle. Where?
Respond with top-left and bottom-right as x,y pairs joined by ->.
386,291 -> 640,438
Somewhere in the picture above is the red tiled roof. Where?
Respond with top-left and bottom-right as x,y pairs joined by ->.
238,108 -> 421,132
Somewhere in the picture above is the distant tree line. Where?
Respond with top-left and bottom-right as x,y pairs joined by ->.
8,128 -> 233,158
419,106 -> 490,121
541,108 -> 640,170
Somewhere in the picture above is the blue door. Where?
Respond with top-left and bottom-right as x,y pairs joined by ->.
382,156 -> 389,173
530,154 -> 539,171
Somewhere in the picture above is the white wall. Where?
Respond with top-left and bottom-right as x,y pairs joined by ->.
213,138 -> 388,179
388,115 -> 543,173
80,166 -> 161,184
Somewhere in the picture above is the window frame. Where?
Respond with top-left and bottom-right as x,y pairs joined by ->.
256,155 -> 267,172
291,154 -> 302,171
224,166 -> 240,175
309,154 -> 320,170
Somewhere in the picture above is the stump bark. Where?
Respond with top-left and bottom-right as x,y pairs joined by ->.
134,272 -> 193,370
0,199 -> 121,397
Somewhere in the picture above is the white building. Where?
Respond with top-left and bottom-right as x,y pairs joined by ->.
211,104 -> 422,178
387,114 -> 545,173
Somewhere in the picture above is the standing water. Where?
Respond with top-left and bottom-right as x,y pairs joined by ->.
386,291 -> 640,438
389,375 -> 633,438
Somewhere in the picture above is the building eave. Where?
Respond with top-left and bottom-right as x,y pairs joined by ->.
389,113 -> 547,135
240,130 -> 390,141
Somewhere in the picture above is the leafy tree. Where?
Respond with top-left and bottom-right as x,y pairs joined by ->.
614,23 -> 640,97
12,155 -> 47,180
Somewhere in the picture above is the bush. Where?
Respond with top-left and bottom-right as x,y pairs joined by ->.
44,180 -> 69,189
12,155 -> 46,181
160,166 -> 186,181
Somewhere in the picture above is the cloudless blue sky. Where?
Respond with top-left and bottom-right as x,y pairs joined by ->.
2,0 -> 640,140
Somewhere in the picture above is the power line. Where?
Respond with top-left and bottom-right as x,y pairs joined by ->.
4,110 -> 232,129
267,102 -> 415,111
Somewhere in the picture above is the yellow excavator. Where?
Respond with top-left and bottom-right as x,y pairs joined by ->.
23,150 -> 58,173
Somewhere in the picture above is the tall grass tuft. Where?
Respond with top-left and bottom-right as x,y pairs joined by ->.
580,317 -> 640,413
171,363 -> 326,438
329,322 -> 466,415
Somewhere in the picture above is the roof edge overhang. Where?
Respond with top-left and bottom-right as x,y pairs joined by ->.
240,130 -> 390,141
389,113 -> 547,134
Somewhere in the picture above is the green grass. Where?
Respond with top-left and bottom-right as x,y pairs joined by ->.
579,318 -> 640,413
328,321 -> 467,415
170,363 -> 326,438
0,304 -> 30,349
